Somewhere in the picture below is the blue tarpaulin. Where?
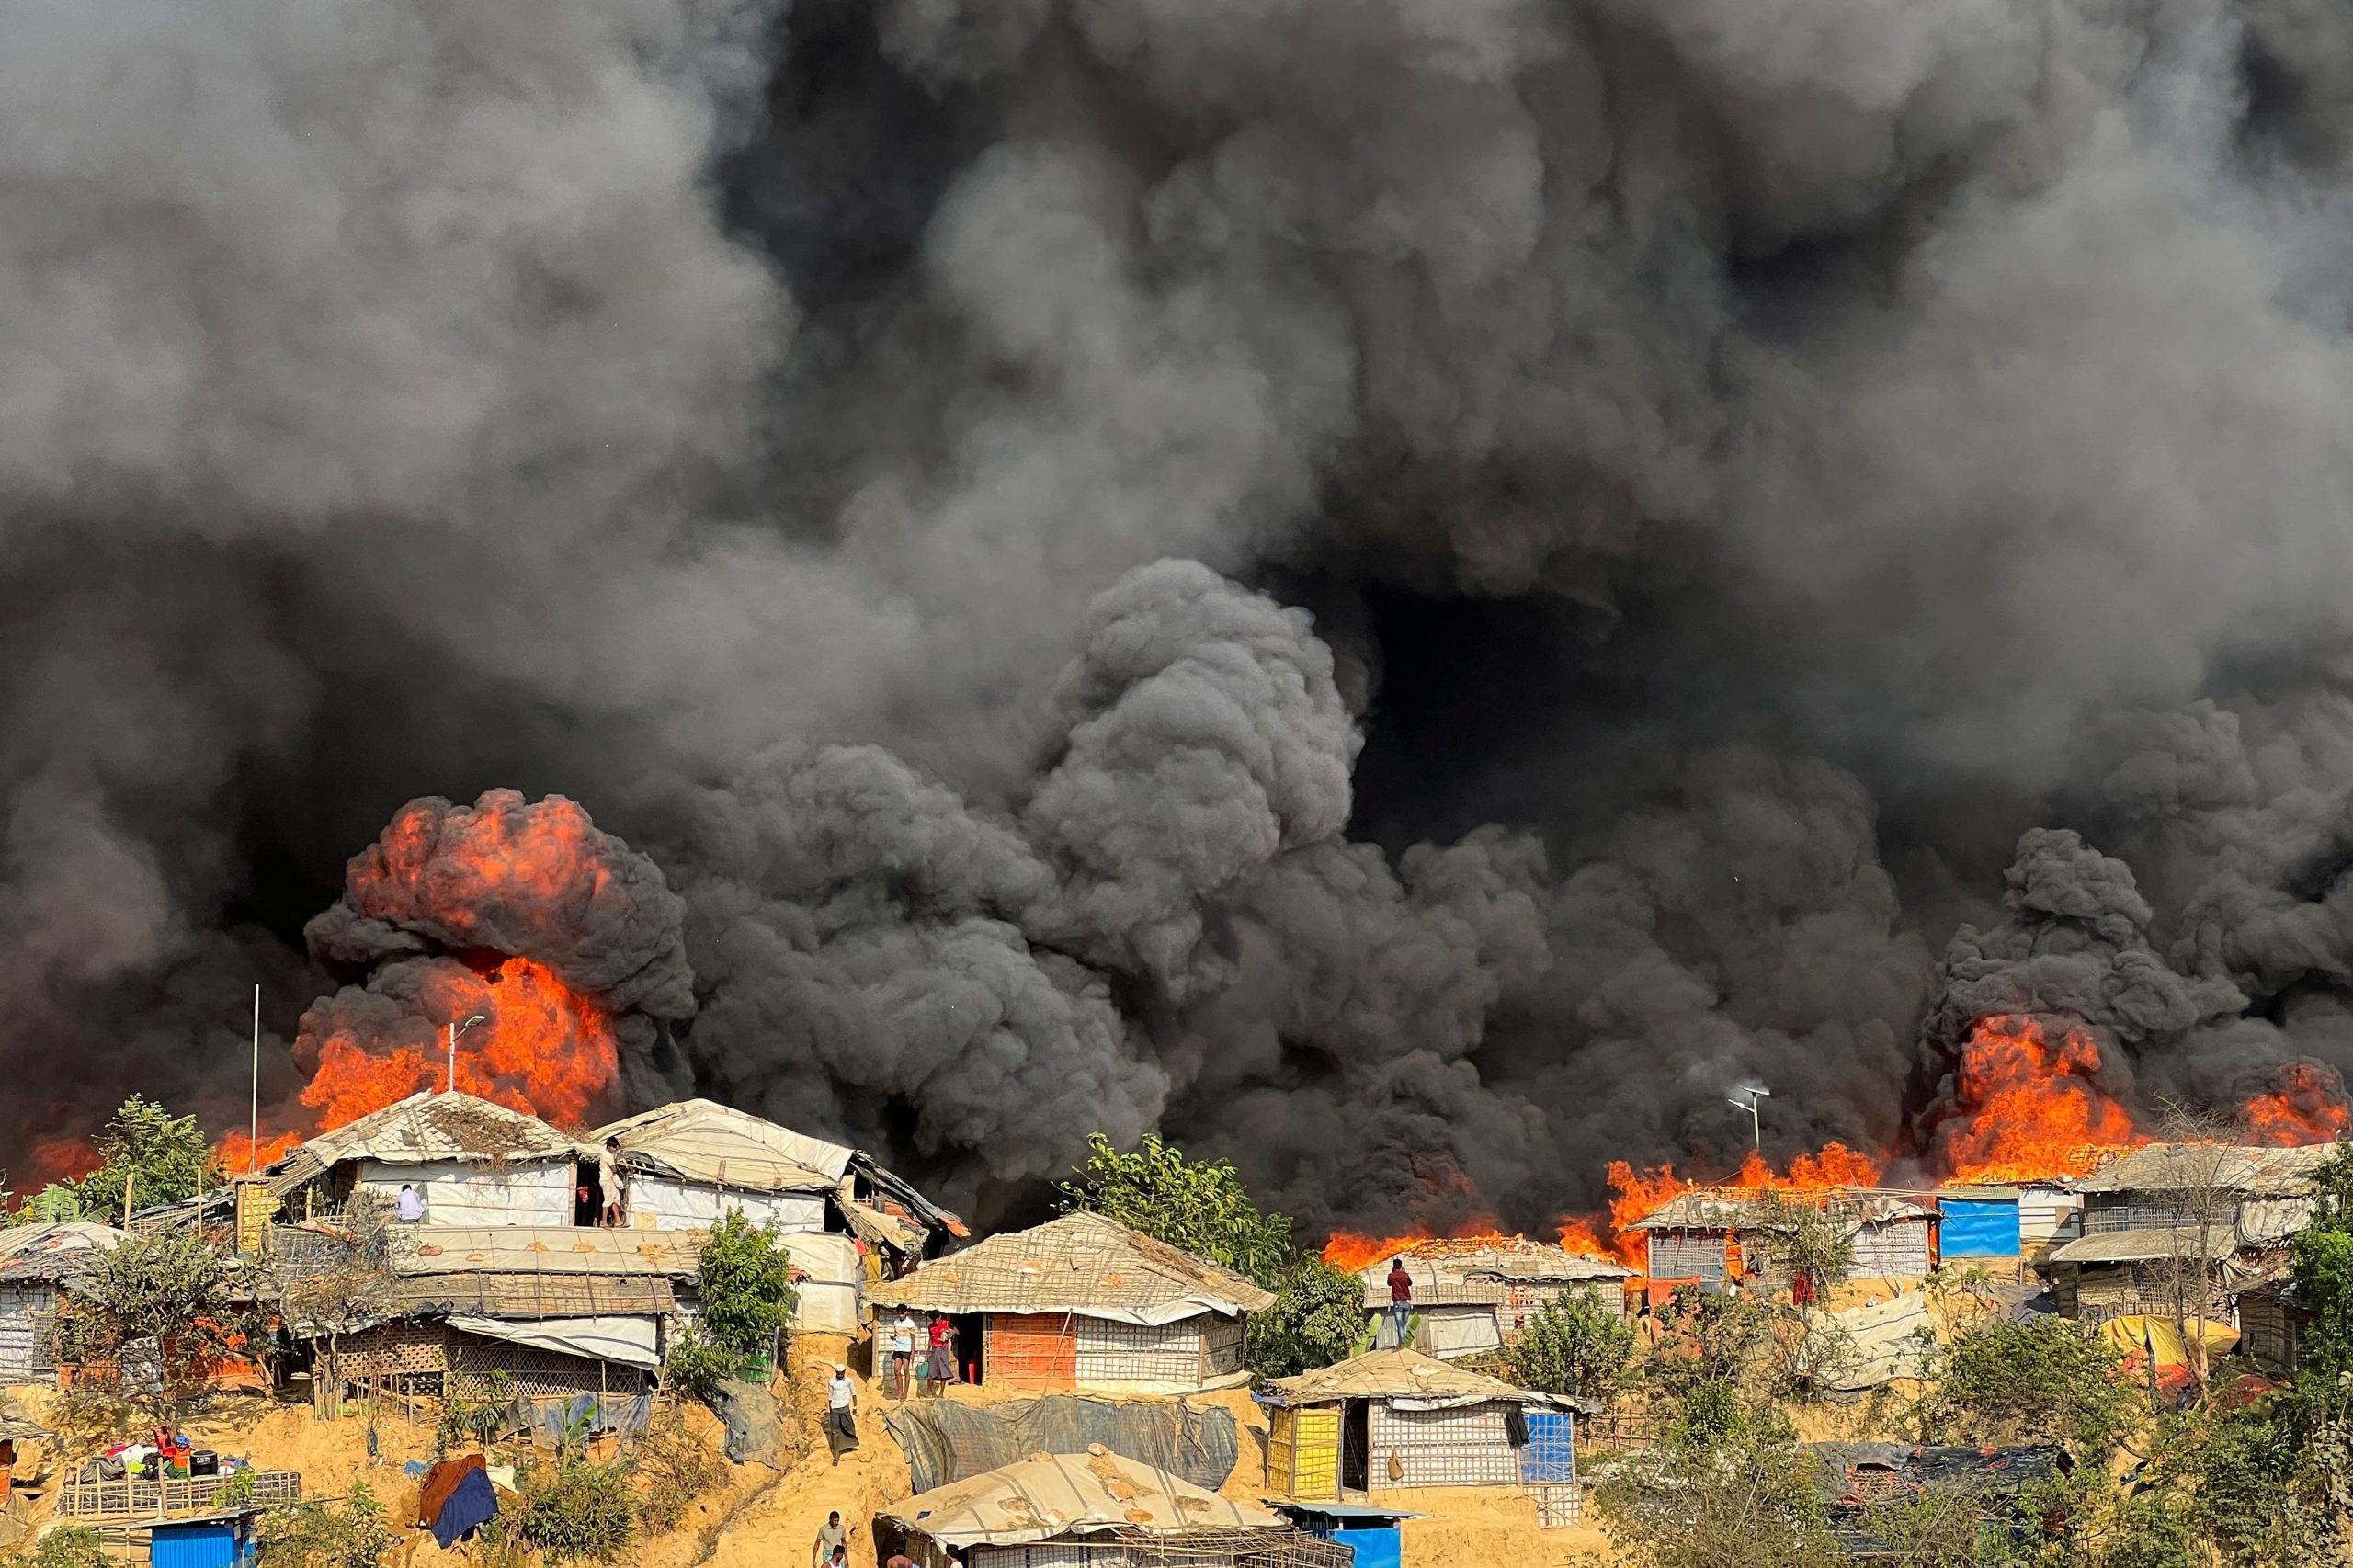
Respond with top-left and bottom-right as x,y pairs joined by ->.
1519,1411 -> 1576,1484
1332,1527 -> 1402,1568
150,1521 -> 251,1568
432,1468 -> 498,1550
1940,1199 -> 2021,1258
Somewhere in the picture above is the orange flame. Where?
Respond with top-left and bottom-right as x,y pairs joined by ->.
6,1135 -> 100,1197
2241,1062 -> 2353,1145
352,793 -> 615,953
293,957 -> 620,1135
1559,1142 -> 1884,1268
1935,1016 -> 2145,1183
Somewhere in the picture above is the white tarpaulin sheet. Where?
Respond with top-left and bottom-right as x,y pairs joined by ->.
1824,1293 -> 1934,1393
628,1176 -> 824,1235
1416,1306 -> 1503,1359
784,1231 -> 861,1334
447,1313 -> 661,1371
359,1159 -> 574,1228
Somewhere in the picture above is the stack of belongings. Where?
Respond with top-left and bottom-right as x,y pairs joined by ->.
416,1453 -> 499,1549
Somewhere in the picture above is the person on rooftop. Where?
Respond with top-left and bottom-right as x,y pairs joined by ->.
1387,1256 -> 1414,1347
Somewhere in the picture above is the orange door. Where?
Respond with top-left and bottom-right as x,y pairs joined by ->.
984,1313 -> 1077,1389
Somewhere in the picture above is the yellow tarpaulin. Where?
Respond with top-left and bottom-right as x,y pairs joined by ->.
2099,1315 -> 2239,1369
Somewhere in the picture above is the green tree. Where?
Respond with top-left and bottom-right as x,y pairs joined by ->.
1245,1256 -> 1365,1381
1058,1134 -> 1292,1290
256,1484 -> 395,1568
695,1210 -> 795,1361
1931,1316 -> 2137,1460
61,1227 -> 250,1422
1505,1290 -> 1636,1400
71,1096 -> 218,1220
1594,1388 -> 1835,1568
2292,1140 -> 2353,1381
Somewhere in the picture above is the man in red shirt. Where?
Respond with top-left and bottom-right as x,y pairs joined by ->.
1386,1256 -> 1414,1348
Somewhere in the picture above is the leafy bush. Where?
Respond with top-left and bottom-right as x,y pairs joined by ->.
1933,1317 -> 2137,1459
1505,1289 -> 1636,1400
696,1210 -> 795,1361
0,1528 -> 108,1568
663,1324 -> 741,1402
1245,1256 -> 1366,1381
1059,1133 -> 1292,1290
508,1458 -> 641,1563
256,1483 -> 395,1568
1594,1392 -> 1833,1568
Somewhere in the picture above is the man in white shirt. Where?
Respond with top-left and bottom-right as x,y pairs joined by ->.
890,1312 -> 916,1401
394,1185 -> 426,1223
597,1138 -> 624,1228
825,1364 -> 858,1465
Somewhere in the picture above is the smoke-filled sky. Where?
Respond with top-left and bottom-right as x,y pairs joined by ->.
10,0 -> 2353,1233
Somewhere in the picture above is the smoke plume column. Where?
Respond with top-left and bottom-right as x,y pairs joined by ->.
292,790 -> 694,1131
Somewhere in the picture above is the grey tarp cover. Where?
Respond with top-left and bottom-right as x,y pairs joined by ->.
882,1394 -> 1239,1495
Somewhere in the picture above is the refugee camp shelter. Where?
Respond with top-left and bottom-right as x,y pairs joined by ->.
2040,1142 -> 2336,1325
0,1224 -> 119,1383
589,1097 -> 965,1331
1262,1348 -> 1582,1499
866,1213 -> 1273,1392
291,1224 -> 699,1426
259,1093 -> 590,1227
1264,1503 -> 1418,1568
1630,1189 -> 1938,1288
876,1449 -> 1351,1568
2236,1278 -> 2306,1375
1355,1241 -> 1631,1358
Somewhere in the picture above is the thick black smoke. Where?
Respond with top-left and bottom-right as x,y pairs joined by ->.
10,0 -> 2353,1231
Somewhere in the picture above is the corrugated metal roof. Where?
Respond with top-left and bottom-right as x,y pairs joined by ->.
587,1099 -> 847,1192
865,1213 -> 1274,1319
1266,1347 -> 1572,1406
386,1225 -> 703,1278
881,1450 -> 1286,1548
1630,1191 -> 1936,1232
2075,1142 -> 2339,1198
2044,1227 -> 2240,1265
265,1093 -> 584,1196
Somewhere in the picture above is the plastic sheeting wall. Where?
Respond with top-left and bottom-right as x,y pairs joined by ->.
1940,1199 -> 2022,1258
1415,1306 -> 1502,1359
358,1160 -> 574,1228
1851,1219 -> 1933,1278
2020,1191 -> 2084,1254
1519,1411 -> 1576,1483
986,1314 -> 1078,1389
883,1394 -> 1241,1495
625,1177 -> 824,1235
1331,1528 -> 1403,1568
1267,1405 -> 1341,1499
780,1231 -> 861,1334
0,1282 -> 54,1381
1367,1402 -> 1518,1487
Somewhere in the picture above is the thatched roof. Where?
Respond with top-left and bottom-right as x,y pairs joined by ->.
265,1093 -> 584,1196
1356,1243 -> 1628,1309
2076,1142 -> 2339,1198
880,1449 -> 1288,1549
1266,1347 -> 1574,1408
1630,1190 -> 1935,1233
588,1098 -> 846,1193
0,1222 -> 122,1285
385,1225 -> 703,1279
865,1212 -> 1273,1323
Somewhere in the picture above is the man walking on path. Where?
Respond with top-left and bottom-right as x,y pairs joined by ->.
890,1312 -> 917,1400
825,1364 -> 858,1464
1387,1256 -> 1414,1348
812,1511 -> 847,1568
926,1314 -> 956,1394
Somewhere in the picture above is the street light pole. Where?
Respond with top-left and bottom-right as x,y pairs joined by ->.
1727,1085 -> 1771,1149
446,1012 -> 490,1095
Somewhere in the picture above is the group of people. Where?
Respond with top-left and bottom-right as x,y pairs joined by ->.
813,1510 -> 961,1568
882,1310 -> 958,1400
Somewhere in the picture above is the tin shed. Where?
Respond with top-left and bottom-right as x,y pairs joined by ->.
1936,1189 -> 2022,1258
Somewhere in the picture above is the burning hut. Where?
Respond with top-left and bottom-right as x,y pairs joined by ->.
1261,1348 -> 1585,1504
876,1450 -> 1350,1568
0,1224 -> 119,1383
2040,1141 -> 2337,1335
587,1098 -> 964,1332
1628,1189 -> 1938,1289
865,1213 -> 1271,1392
256,1092 -> 591,1228
1353,1241 -> 1630,1358
1935,1182 -> 2086,1265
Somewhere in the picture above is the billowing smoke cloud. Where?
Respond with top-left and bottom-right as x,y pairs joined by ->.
13,0 -> 2353,1233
